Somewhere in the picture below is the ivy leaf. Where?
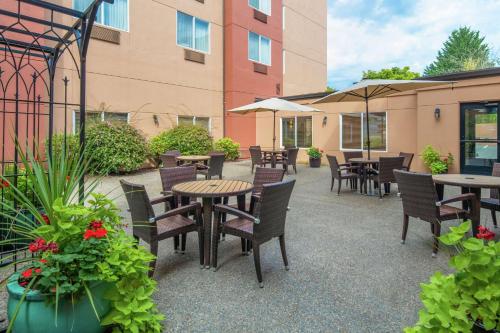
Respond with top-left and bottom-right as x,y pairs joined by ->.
463,238 -> 484,251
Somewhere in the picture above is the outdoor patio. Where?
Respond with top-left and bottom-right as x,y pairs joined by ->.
93,160 -> 493,332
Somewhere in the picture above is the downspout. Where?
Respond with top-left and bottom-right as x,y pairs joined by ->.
222,0 -> 226,137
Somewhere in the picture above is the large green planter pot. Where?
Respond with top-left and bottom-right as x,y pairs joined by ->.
7,274 -> 111,333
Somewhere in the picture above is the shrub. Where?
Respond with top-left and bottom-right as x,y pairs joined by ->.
149,125 -> 213,159
421,145 -> 454,174
48,133 -> 80,160
86,122 -> 149,175
214,137 -> 240,160
306,147 -> 323,159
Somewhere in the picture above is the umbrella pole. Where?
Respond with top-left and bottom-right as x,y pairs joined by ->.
273,110 -> 276,151
365,88 -> 371,160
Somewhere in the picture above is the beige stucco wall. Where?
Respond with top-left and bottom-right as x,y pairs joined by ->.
256,76 -> 500,173
282,0 -> 327,96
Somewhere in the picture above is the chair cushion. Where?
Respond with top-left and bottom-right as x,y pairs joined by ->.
439,205 -> 468,219
340,171 -> 358,178
481,198 -> 499,210
156,215 -> 197,235
223,217 -> 254,237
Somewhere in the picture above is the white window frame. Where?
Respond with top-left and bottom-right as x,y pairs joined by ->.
175,11 -> 211,54
177,115 -> 212,132
279,116 -> 313,149
248,31 -> 272,66
339,112 -> 388,152
72,111 -> 129,134
249,0 -> 271,16
73,0 -> 130,32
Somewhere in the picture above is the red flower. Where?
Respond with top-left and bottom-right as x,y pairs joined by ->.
65,175 -> 71,181
29,238 -> 46,253
19,281 -> 28,287
47,242 -> 59,253
21,268 -> 33,279
84,229 -> 96,240
0,180 -> 9,188
94,228 -> 107,238
477,226 -> 495,241
40,213 -> 50,225
35,268 -> 42,274
89,220 -> 103,230
39,259 -> 48,264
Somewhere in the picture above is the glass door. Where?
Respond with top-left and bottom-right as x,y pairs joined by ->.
460,102 -> 499,175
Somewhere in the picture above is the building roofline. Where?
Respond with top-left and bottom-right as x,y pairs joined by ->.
420,67 -> 500,81
280,91 -> 331,101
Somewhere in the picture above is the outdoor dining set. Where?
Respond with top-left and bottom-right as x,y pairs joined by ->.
120,150 -> 296,288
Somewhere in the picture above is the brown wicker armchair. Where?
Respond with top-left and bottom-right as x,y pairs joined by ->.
249,146 -> 270,173
213,179 -> 296,287
367,157 -> 404,198
282,147 -> 299,174
197,152 -> 225,179
160,153 -> 179,168
481,163 -> 500,228
120,180 -> 204,276
394,170 -> 476,256
327,155 -> 359,195
399,152 -> 414,171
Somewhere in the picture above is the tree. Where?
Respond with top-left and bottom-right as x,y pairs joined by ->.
325,86 -> 335,93
362,66 -> 420,80
424,26 -> 498,76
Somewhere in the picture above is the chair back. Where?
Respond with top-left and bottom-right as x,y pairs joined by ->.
394,170 -> 439,222
159,166 -> 197,192
286,148 -> 299,166
378,157 -> 404,183
253,167 -> 285,195
160,154 -> 178,168
249,146 -> 263,164
165,150 -> 181,156
399,152 -> 414,171
120,180 -> 156,241
343,151 -> 363,164
326,155 -> 341,179
253,179 -> 296,241
490,163 -> 500,199
207,152 -> 225,177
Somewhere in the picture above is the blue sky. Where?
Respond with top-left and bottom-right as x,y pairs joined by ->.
327,0 -> 500,89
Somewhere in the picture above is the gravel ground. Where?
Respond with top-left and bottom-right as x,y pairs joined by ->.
1,160 -> 496,332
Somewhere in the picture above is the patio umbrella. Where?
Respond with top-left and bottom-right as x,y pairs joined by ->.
228,97 -> 320,150
312,79 -> 453,159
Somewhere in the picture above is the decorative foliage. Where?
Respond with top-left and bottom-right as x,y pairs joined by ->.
421,145 -> 454,174
424,26 -> 498,76
86,122 -> 149,175
306,147 -> 323,159
405,221 -> 499,332
214,137 -> 240,160
363,66 -> 421,80
149,125 -> 213,159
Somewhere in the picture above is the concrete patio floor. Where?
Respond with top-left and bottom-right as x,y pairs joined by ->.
96,160 -> 496,333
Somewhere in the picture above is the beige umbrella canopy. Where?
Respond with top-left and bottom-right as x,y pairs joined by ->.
313,79 -> 453,158
229,97 -> 320,150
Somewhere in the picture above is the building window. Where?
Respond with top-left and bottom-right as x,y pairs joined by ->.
340,112 -> 387,151
281,116 -> 312,148
249,0 -> 271,15
248,32 -> 271,66
176,11 -> 210,53
73,111 -> 129,133
73,0 -> 128,31
177,116 -> 211,131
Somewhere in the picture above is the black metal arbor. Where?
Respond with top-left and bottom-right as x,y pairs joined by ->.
0,0 -> 110,267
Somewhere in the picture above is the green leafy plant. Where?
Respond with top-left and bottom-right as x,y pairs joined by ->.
306,147 -> 323,159
405,221 -> 499,332
0,144 -> 163,333
86,122 -> 149,175
214,137 -> 240,160
46,133 -> 80,161
421,145 -> 454,174
363,66 -> 421,80
149,125 -> 213,159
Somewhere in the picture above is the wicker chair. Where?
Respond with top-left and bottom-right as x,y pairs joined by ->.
343,151 -> 363,164
249,146 -> 270,173
197,152 -> 225,179
160,153 -> 179,168
213,179 -> 296,287
399,152 -> 414,171
282,147 -> 299,174
327,155 -> 359,195
481,163 -> 500,228
367,157 -> 405,198
159,165 -> 197,199
394,170 -> 476,256
120,180 -> 203,276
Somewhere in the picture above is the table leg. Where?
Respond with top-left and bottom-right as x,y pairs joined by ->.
465,187 -> 481,237
202,197 -> 213,268
435,184 -> 444,201
271,153 -> 277,168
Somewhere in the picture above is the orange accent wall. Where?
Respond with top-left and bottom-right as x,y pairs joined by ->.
224,0 -> 283,156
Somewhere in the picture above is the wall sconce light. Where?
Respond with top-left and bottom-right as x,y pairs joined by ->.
322,116 -> 328,127
434,108 -> 441,120
153,114 -> 159,126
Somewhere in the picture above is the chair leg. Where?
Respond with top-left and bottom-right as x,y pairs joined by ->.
279,235 -> 289,270
293,165 -> 297,174
401,215 -> 409,244
181,233 -> 187,254
491,210 -> 498,228
330,178 -> 334,192
251,163 -> 255,173
174,236 -> 179,253
241,238 -> 247,254
253,243 -> 263,287
212,229 -> 219,271
432,222 -> 441,257
337,178 -> 341,195
378,184 -> 382,199
198,230 -> 204,268
149,241 -> 158,278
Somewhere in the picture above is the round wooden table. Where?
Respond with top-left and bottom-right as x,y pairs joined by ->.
172,180 -> 254,268
261,149 -> 286,168
176,155 -> 210,165
433,174 -> 500,236
349,157 -> 379,195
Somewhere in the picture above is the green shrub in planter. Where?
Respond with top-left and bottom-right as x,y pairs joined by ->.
86,122 -> 149,175
214,137 -> 240,160
421,145 -> 454,174
149,125 -> 213,159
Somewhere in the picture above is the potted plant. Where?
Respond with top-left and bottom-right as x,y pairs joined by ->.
421,145 -> 454,174
0,145 -> 164,333
306,147 -> 323,168
405,221 -> 499,333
